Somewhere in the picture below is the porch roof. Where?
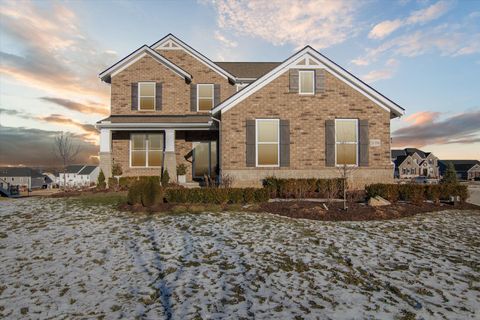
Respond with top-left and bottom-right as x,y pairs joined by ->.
95,114 -> 215,130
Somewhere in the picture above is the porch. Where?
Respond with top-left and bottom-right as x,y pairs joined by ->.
97,115 -> 219,184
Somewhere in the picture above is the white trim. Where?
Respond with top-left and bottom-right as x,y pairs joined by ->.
334,119 -> 358,167
151,34 -> 236,80
99,45 -> 191,81
211,46 -> 405,117
197,84 -> 214,112
138,82 -> 156,111
255,119 -> 280,167
129,133 -> 164,168
299,70 -> 315,95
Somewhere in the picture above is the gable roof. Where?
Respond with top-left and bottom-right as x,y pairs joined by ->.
391,149 -> 407,159
64,165 -> 86,174
214,62 -> 281,79
211,46 -> 405,118
394,155 -> 408,167
151,34 -> 236,81
439,160 -> 480,172
99,45 -> 192,84
404,148 -> 426,158
78,166 -> 98,175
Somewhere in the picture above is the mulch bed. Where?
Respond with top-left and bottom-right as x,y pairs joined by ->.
257,201 -> 480,221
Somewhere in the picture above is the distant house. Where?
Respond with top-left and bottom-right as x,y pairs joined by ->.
439,160 -> 480,181
391,148 -> 439,179
59,165 -> 100,187
0,167 -> 50,191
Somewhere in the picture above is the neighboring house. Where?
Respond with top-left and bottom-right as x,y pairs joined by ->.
0,167 -> 50,190
59,165 -> 100,187
439,160 -> 480,180
391,148 -> 439,179
96,34 -> 405,187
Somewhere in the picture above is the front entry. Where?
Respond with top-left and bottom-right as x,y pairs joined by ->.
193,141 -> 217,180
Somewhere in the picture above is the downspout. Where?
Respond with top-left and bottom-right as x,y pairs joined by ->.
211,115 -> 222,185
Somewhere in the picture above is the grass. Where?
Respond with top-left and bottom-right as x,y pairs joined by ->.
64,191 -> 127,207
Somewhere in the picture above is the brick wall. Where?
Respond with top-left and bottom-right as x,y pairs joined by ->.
110,50 -> 236,115
221,69 -> 394,187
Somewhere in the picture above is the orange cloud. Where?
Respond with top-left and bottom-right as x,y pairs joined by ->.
403,111 -> 441,125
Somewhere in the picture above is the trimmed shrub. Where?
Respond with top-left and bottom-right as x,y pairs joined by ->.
263,177 -> 344,199
108,178 -> 117,189
365,183 -> 468,203
127,177 -> 163,207
161,170 -> 170,186
165,188 -> 268,204
97,170 -> 106,189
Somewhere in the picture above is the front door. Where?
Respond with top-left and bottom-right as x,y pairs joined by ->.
193,141 -> 217,179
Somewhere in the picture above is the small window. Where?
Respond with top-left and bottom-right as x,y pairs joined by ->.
130,133 -> 164,167
138,82 -> 155,110
335,119 -> 358,166
256,119 -> 279,167
299,70 -> 314,94
197,84 -> 214,111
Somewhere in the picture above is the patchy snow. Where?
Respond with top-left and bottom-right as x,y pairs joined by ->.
0,198 -> 479,319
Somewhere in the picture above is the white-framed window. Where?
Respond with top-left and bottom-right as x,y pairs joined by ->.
197,84 -> 214,111
130,133 -> 164,167
335,119 -> 358,166
256,119 -> 280,167
138,82 -> 156,110
299,70 -> 315,95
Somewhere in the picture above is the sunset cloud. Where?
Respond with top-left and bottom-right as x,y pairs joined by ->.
40,97 -> 108,116
392,110 -> 480,147
209,0 -> 361,49
0,126 -> 98,167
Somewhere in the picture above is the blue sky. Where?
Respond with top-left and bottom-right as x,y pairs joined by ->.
0,0 -> 479,166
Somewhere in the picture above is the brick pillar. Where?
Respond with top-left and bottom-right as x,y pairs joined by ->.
164,129 -> 177,183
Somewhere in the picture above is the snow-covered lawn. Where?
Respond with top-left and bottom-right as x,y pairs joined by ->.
1,198 -> 479,319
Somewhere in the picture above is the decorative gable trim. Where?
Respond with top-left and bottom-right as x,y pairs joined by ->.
99,45 -> 192,83
211,46 -> 405,118
151,34 -> 236,81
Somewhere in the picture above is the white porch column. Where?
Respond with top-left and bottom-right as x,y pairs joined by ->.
163,129 -> 177,182
99,128 -> 112,179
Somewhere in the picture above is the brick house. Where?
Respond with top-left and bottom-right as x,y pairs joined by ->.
96,34 -> 405,187
391,148 -> 440,179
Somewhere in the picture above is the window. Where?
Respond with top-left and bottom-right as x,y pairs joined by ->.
130,133 -> 164,167
197,84 -> 214,111
299,70 -> 314,94
256,119 -> 279,167
138,82 -> 155,110
335,119 -> 358,166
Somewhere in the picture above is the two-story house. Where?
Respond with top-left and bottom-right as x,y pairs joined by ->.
391,148 -> 440,179
96,34 -> 405,187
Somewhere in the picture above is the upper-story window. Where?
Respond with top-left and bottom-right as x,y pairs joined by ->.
197,84 -> 214,111
138,82 -> 156,110
335,119 -> 358,166
299,70 -> 314,95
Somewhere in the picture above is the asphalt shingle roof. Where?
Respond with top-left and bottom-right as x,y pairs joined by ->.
78,166 -> 97,175
214,62 -> 281,79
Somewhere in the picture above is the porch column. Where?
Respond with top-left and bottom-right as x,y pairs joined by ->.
163,129 -> 177,183
99,128 -> 112,179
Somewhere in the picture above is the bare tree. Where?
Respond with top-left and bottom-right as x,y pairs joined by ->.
337,164 -> 357,210
53,132 -> 81,190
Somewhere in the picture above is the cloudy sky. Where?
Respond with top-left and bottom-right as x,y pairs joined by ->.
0,0 -> 479,166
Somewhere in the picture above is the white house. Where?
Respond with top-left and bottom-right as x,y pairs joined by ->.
0,167 -> 50,191
59,165 -> 100,188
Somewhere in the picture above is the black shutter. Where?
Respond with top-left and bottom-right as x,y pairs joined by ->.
190,84 -> 197,111
359,120 -> 369,166
325,120 -> 335,167
289,69 -> 299,93
315,69 -> 325,94
155,83 -> 162,111
131,83 -> 138,110
214,84 -> 221,107
246,120 -> 256,167
280,120 -> 290,167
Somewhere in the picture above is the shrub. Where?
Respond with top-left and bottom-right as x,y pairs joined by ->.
161,169 -> 170,186
442,162 -> 458,184
165,188 -> 268,204
127,177 -> 163,207
108,178 -> 118,189
263,177 -> 344,199
176,164 -> 187,176
365,183 -> 468,204
97,170 -> 106,189
111,162 -> 123,176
